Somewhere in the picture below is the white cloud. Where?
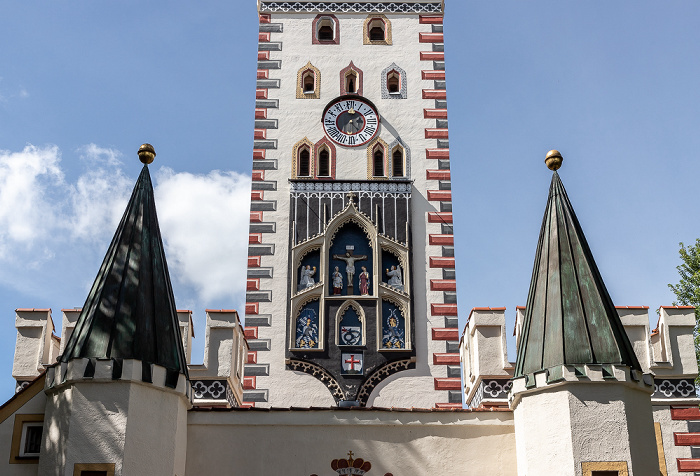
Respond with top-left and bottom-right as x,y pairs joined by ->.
0,145 -> 64,258
0,144 -> 252,308
67,144 -> 132,241
154,167 -> 251,301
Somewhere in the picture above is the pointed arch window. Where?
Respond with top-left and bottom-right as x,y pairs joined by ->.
346,71 -> 357,94
364,15 -> 392,45
299,148 -> 311,177
373,147 -> 385,177
303,71 -> 315,93
392,146 -> 404,177
340,62 -> 363,96
297,62 -> 321,99
367,138 -> 389,180
312,14 -> 340,45
387,71 -> 400,94
293,138 -> 315,178
314,137 -> 336,180
318,149 -> 330,177
381,64 -> 407,99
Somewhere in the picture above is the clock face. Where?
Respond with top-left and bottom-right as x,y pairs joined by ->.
322,97 -> 379,147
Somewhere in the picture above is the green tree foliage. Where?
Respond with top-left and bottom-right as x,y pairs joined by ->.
668,239 -> 700,385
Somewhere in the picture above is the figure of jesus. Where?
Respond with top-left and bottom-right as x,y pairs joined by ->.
359,266 -> 370,295
333,250 -> 367,286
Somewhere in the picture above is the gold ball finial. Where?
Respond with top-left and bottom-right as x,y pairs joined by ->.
138,143 -> 156,164
545,149 -> 563,171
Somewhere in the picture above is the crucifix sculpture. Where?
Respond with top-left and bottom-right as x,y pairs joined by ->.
332,249 -> 367,295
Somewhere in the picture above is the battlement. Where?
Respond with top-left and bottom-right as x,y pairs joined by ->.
10,308 -> 248,408
461,305 -> 699,408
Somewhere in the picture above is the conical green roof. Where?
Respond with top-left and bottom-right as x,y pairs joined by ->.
514,171 -> 641,378
61,165 -> 188,377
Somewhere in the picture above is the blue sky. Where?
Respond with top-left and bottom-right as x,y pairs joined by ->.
1,1 -> 699,401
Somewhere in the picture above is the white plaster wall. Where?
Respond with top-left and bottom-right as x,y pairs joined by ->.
619,308 -> 652,373
12,327 -> 44,380
0,385 -> 46,476
513,383 -> 658,476
39,380 -> 188,476
13,310 -> 54,381
255,11 -> 448,407
59,310 -> 80,356
185,409 -> 516,475
122,383 -> 187,476
653,405 -> 691,476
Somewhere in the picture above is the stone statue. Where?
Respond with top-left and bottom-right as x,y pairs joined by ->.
386,265 -> 404,292
298,265 -> 316,290
332,266 -> 343,295
359,266 -> 370,295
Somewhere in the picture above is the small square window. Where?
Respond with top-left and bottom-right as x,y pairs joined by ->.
19,422 -> 43,456
11,414 -> 44,464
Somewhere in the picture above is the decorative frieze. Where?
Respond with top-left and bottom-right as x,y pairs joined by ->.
192,379 -> 238,407
652,378 -> 696,399
259,2 -> 443,14
291,181 -> 411,193
469,379 -> 513,408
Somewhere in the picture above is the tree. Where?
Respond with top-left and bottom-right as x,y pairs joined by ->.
668,239 -> 700,386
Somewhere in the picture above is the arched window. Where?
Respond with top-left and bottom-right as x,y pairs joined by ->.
382,63 -> 406,99
318,148 -> 330,177
299,148 -> 311,177
387,71 -> 400,94
318,21 -> 333,41
303,71 -> 315,93
340,62 -> 363,96
297,62 -> 320,99
369,18 -> 385,41
364,16 -> 391,45
392,147 -> 404,177
314,137 -> 336,180
373,147 -> 384,177
312,14 -> 340,45
346,71 -> 357,94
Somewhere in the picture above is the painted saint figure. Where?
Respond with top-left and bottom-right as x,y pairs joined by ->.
296,313 -> 319,348
386,265 -> 404,292
359,266 -> 370,295
333,250 -> 367,287
332,266 -> 343,295
298,265 -> 317,290
382,309 -> 405,349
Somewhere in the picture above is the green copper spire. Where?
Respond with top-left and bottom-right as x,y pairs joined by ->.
61,151 -> 188,378
514,164 -> 641,378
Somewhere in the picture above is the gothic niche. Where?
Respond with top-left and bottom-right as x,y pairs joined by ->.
297,248 -> 320,292
381,300 -> 406,349
381,248 -> 405,293
337,301 -> 364,346
294,298 -> 320,350
287,193 -> 414,403
329,222 -> 372,297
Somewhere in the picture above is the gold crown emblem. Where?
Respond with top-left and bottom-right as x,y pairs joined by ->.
331,451 -> 372,474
